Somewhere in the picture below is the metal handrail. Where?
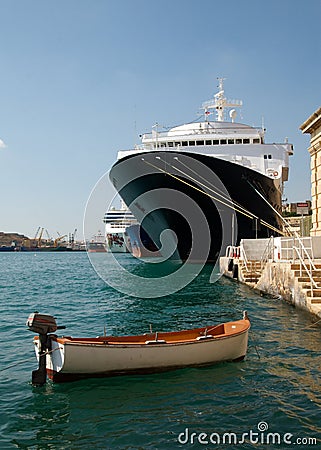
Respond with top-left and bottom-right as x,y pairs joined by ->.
295,236 -> 315,269
293,246 -> 320,297
260,236 -> 274,269
240,245 -> 249,272
278,235 -> 316,268
225,245 -> 240,258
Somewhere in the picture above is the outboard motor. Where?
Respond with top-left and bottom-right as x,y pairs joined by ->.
26,312 -> 65,386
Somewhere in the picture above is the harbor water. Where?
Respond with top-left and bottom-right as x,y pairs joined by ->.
0,252 -> 321,449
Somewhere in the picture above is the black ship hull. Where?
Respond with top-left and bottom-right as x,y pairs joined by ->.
110,151 -> 283,262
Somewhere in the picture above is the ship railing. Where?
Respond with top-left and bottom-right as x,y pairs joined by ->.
107,222 -> 136,228
142,126 -> 262,139
117,145 -> 147,154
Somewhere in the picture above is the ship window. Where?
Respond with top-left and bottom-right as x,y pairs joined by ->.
220,139 -> 227,145
182,141 -> 188,146
243,138 -> 250,144
236,139 -> 242,144
253,138 -> 260,144
228,139 -> 234,144
264,154 -> 267,159
268,154 -> 272,159
168,142 -> 174,147
213,140 -> 219,145
189,141 -> 195,146
196,140 -> 204,146
175,142 -> 181,147
205,140 -> 212,145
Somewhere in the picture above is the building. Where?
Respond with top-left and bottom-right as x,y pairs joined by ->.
300,107 -> 321,236
282,201 -> 312,216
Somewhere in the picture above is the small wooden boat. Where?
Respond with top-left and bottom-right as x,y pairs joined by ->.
26,311 -> 250,384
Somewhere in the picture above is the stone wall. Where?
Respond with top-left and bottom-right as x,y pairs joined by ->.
300,107 -> 321,236
220,256 -> 321,319
256,262 -> 321,318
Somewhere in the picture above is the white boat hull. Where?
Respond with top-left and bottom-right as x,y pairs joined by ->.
33,315 -> 250,382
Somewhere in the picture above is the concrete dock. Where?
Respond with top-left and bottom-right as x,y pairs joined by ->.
220,236 -> 321,319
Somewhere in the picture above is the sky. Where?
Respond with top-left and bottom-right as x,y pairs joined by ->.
0,0 -> 320,240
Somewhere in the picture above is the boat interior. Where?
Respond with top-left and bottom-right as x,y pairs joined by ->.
50,319 -> 249,346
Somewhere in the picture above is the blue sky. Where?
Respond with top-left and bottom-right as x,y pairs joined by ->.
0,0 -> 320,239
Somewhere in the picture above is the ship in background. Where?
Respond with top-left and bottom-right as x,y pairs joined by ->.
87,230 -> 107,253
109,79 -> 293,262
103,200 -> 137,253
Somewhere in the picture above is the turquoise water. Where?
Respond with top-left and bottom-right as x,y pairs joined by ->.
0,252 -> 321,449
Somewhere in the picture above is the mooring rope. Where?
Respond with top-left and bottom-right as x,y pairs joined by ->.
142,157 -> 285,235
170,156 -> 258,219
160,156 -> 255,219
246,179 -> 293,235
143,158 -> 254,219
170,157 -> 286,235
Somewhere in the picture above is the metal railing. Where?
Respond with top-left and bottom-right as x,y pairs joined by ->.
293,246 -> 320,297
239,244 -> 250,273
278,234 -> 320,297
225,245 -> 240,259
278,236 -> 314,263
225,230 -> 320,296
260,236 -> 275,269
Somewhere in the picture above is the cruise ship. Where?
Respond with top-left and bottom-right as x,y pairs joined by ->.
103,201 -> 137,253
109,79 -> 293,262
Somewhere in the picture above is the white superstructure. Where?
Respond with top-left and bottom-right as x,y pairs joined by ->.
117,78 -> 293,193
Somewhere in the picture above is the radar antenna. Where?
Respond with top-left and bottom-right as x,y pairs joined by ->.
202,77 -> 242,122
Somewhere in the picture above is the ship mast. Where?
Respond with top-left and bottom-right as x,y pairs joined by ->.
202,78 -> 242,122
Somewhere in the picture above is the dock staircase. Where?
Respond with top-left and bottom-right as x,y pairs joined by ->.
289,236 -> 321,308
291,263 -> 321,305
239,260 -> 264,287
237,237 -> 274,287
239,236 -> 321,311
224,236 -> 321,316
